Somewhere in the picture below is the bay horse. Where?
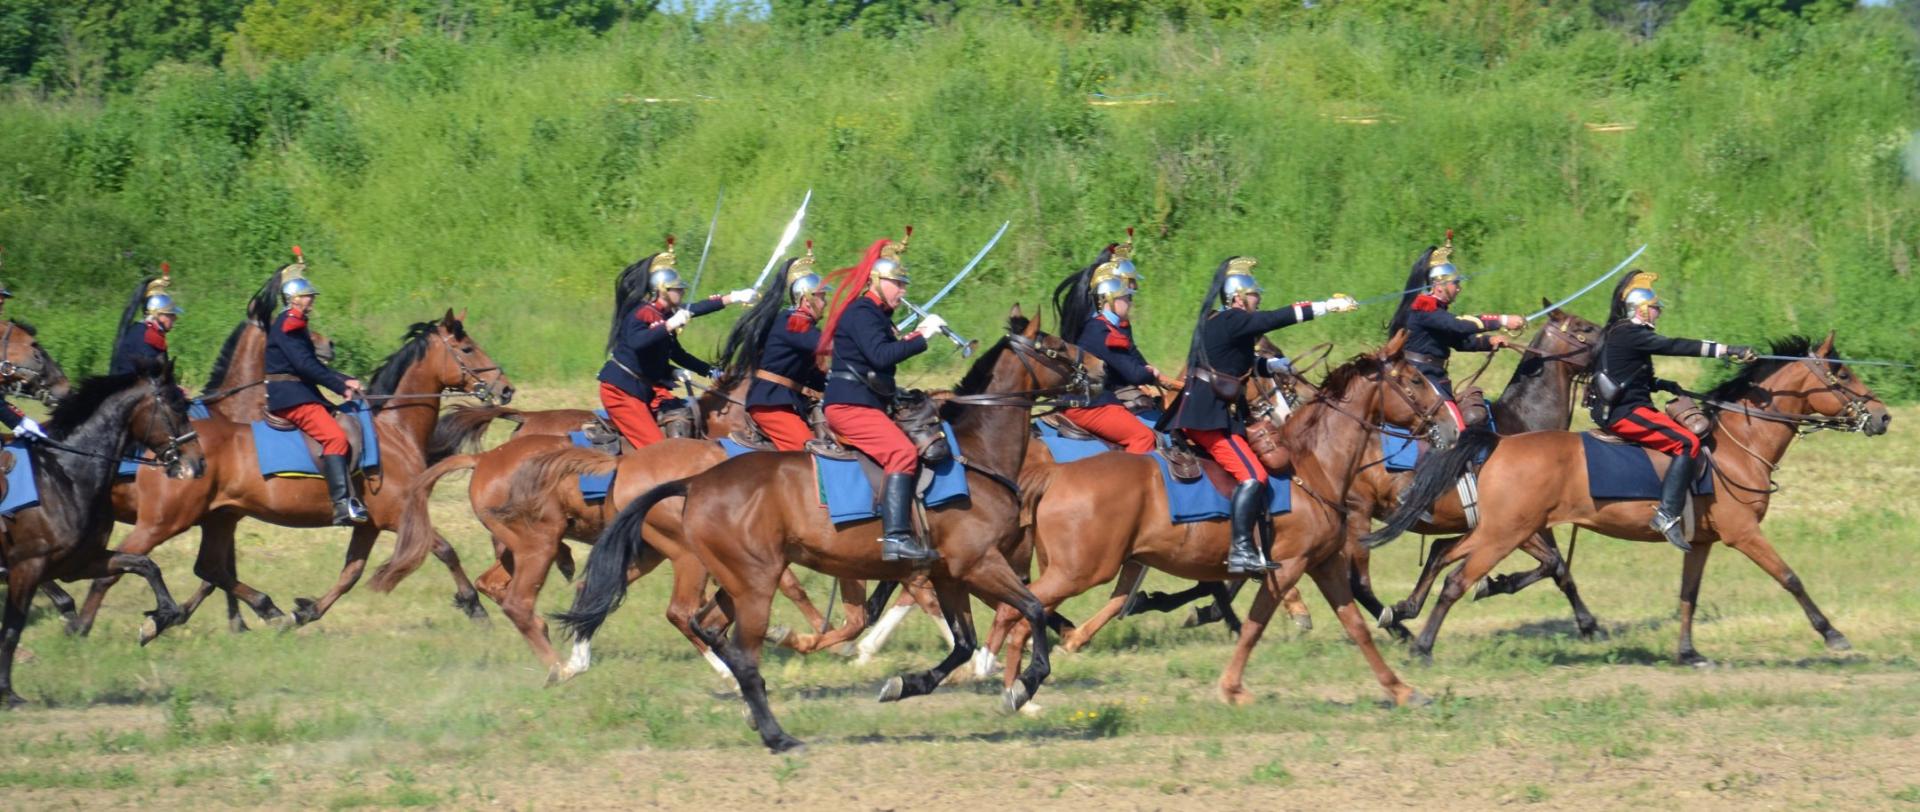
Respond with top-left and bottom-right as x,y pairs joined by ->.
2,361 -> 206,702
989,333 -> 1445,707
1366,333 -> 1890,664
1352,305 -> 1604,640
0,319 -> 73,407
367,371 -> 852,682
69,311 -> 514,636
557,312 -> 1103,752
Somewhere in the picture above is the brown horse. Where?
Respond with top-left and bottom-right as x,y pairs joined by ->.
366,372 -> 852,681
0,319 -> 73,408
69,311 -> 513,636
427,404 -> 598,460
557,312 -> 1103,751
3,362 -> 206,702
1350,306 -> 1605,640
97,268 -> 337,632
1366,333 -> 1891,664
990,333 -> 1445,707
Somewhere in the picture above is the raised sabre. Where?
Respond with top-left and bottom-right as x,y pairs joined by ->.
749,189 -> 812,290
1354,266 -> 1504,307
1751,355 -> 1916,368
899,298 -> 976,358
1524,244 -> 1649,322
898,220 -> 1011,330
686,186 -> 724,299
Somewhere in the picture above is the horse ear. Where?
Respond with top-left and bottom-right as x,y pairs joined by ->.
1817,330 -> 1835,357
1541,297 -> 1553,309
1023,308 -> 1043,338
1008,302 -> 1023,320
457,307 -> 468,323
441,308 -> 456,328
1384,329 -> 1409,356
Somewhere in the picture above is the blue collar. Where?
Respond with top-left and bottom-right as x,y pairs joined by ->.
1100,309 -> 1123,326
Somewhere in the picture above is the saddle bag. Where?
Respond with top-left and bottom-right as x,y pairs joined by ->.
655,404 -> 696,439
1160,439 -> 1204,482
1198,368 -> 1245,403
1664,395 -> 1713,438
728,418 -> 776,452
1244,419 -> 1291,475
891,390 -> 951,466
1113,386 -> 1160,415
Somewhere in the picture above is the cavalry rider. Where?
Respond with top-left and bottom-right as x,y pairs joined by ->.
0,281 -> 45,443
1592,270 -> 1753,552
1385,236 -> 1526,432
597,237 -> 756,449
110,271 -> 180,376
817,231 -> 952,563
1165,257 -> 1358,573
265,270 -> 367,526
1052,234 -> 1160,454
723,242 -> 832,452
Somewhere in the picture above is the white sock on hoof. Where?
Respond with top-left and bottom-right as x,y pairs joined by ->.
970,648 -> 996,679
856,604 -> 915,663
703,649 -> 733,680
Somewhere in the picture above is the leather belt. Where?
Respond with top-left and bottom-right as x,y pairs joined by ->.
754,369 -> 821,400
1403,351 -> 1447,368
264,373 -> 302,383
829,369 -> 894,398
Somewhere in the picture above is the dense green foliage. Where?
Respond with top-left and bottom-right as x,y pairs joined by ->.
1,1 -> 1915,395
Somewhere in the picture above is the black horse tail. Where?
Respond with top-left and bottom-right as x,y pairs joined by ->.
552,478 -> 689,641
1363,427 -> 1502,549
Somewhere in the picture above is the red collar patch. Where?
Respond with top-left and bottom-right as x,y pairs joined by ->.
1411,294 -> 1444,312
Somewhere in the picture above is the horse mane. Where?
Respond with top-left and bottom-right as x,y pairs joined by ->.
938,336 -> 1014,426
45,367 -> 179,436
1290,351 -> 1388,440
365,320 -> 465,403
1708,335 -> 1813,401
7,319 -> 36,336
202,320 -> 250,393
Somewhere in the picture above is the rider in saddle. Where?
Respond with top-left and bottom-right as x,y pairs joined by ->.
265,270 -> 367,526
1592,270 -> 1755,552
0,281 -> 45,443
110,271 -> 180,376
597,237 -> 755,449
818,231 -> 952,563
1165,257 -> 1358,574
1053,234 -> 1161,453
735,242 -> 832,452
1385,236 -> 1526,433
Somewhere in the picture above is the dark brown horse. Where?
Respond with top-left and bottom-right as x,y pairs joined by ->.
70,312 -> 513,636
1351,305 -> 1604,640
990,334 -> 1445,707
0,319 -> 73,407
557,311 -> 1103,751
1367,333 -> 1890,664
3,362 -> 206,702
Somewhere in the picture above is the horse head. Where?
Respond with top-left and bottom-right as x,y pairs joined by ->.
410,308 -> 515,405
1747,332 -> 1891,437
1534,299 -> 1603,369
128,359 -> 206,479
0,319 -> 71,406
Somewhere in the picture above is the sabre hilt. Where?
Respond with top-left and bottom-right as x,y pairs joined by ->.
900,298 -> 974,358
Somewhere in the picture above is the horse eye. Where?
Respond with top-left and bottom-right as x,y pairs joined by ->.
460,346 -> 474,354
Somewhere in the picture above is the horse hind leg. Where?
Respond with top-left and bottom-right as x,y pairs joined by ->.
708,587 -> 805,753
1410,529 -> 1526,664
431,533 -> 489,624
191,514 -> 287,631
1477,530 -> 1602,640
292,525 -> 380,626
1380,535 -> 1462,640
37,582 -> 77,621
3,559 -> 48,706
1058,562 -> 1145,652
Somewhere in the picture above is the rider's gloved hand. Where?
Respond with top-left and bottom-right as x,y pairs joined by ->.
13,416 -> 47,440
664,309 -> 693,331
724,289 -> 757,306
915,315 -> 948,340
1724,344 -> 1758,364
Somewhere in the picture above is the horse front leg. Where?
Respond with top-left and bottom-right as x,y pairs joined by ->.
293,525 -> 380,626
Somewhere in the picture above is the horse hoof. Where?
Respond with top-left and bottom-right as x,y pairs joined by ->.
1217,685 -> 1256,706
228,617 -> 251,634
1472,578 -> 1492,601
877,676 -> 904,703
768,734 -> 807,754
1000,683 -> 1031,715
138,618 -> 161,647
1401,690 -> 1434,708
1376,606 -> 1397,629
1018,700 -> 1045,718
830,642 -> 857,658
765,626 -> 795,648
1677,651 -> 1714,669
1,691 -> 26,710
291,598 -> 320,627
1412,650 -> 1434,668
1291,612 -> 1313,632
545,664 -> 577,688
1824,632 -> 1852,652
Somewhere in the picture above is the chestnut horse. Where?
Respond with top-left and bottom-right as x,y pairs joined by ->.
558,313 -> 1103,752
990,334 -> 1445,707
69,312 -> 514,636
3,362 -> 206,702
1366,333 -> 1890,664
1352,305 -> 1604,640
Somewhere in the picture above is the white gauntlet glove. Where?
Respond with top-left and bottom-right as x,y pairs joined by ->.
664,309 -> 693,331
915,315 -> 948,339
1265,356 -> 1294,375
1314,295 -> 1358,315
14,416 -> 46,440
723,288 -> 757,305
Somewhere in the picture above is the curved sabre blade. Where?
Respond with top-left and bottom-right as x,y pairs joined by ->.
899,220 -> 1011,329
1525,244 -> 1649,322
750,189 -> 813,290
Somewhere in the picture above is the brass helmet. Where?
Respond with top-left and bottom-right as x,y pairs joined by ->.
281,256 -> 318,298
646,235 -> 686,295
787,240 -> 831,301
1620,270 -> 1663,320
145,264 -> 182,316
1222,256 -> 1262,299
1426,230 -> 1459,285
1090,227 -> 1140,293
870,226 -> 911,286
1092,275 -> 1132,306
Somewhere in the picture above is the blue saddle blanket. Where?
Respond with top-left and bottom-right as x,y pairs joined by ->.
1034,421 -> 1112,464
2,440 -> 38,516
819,423 -> 970,524
1382,402 -> 1497,472
1150,451 -> 1291,523
117,400 -> 212,477
250,403 -> 379,478
1581,433 -> 1713,500
568,431 -> 617,502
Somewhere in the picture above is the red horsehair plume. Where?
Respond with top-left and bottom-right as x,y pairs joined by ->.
161,261 -> 171,279
292,245 -> 303,260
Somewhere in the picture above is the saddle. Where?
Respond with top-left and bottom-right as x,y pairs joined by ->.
806,391 -> 951,468
262,410 -> 366,470
579,416 -> 629,456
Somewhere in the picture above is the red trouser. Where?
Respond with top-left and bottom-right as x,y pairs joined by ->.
1607,406 -> 1702,458
1062,404 -> 1157,454
599,381 -> 666,449
271,402 -> 349,456
825,404 -> 918,475
1182,428 -> 1267,483
748,405 -> 813,452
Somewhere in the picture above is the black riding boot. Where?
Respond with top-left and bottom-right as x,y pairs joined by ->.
878,473 -> 937,563
320,454 -> 368,526
1649,452 -> 1697,552
1224,480 -> 1278,574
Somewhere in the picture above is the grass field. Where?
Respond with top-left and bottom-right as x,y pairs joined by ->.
4,385 -> 1917,810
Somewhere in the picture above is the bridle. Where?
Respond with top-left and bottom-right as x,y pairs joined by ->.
30,378 -> 198,473
437,331 -> 507,405
0,321 -> 61,405
941,332 -> 1097,410
1698,356 -> 1884,497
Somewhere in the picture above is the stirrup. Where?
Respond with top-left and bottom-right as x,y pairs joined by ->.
332,498 -> 369,527
1650,511 -> 1689,552
879,534 -> 939,563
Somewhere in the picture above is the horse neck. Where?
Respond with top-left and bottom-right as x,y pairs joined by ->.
1715,377 -> 1812,467
700,374 -> 748,437
1491,351 -> 1578,433
213,325 -> 269,421
42,387 -> 147,505
373,350 -> 451,444
950,351 -> 1040,478
1284,375 -> 1382,493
